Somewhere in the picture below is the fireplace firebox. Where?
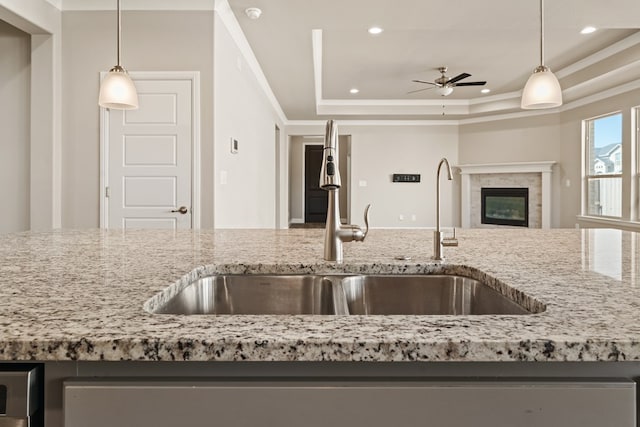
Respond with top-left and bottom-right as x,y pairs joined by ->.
481,187 -> 529,227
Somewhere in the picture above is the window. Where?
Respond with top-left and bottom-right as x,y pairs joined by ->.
584,113 -> 623,217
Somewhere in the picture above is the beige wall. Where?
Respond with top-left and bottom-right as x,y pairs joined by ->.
287,124 -> 459,228
61,11 -> 214,228
349,125 -> 459,228
460,89 -> 640,228
213,12 -> 284,228
0,20 -> 30,234
459,114 -> 564,226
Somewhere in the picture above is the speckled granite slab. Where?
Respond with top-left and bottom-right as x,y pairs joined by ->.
0,228 -> 639,362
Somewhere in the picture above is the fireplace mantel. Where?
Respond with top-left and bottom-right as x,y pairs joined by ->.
455,161 -> 556,229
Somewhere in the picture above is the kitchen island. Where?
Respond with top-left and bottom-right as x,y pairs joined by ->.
1,228 -> 639,426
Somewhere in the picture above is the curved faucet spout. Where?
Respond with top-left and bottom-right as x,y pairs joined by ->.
437,158 -> 453,181
434,157 -> 457,261
436,157 -> 453,234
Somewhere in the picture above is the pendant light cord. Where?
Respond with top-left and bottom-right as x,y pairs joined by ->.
117,0 -> 121,67
539,0 -> 544,67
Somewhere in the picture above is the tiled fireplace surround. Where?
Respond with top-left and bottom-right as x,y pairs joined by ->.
456,162 -> 556,229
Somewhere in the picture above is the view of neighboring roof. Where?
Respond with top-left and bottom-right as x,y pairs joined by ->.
593,143 -> 621,173
594,142 -> 621,158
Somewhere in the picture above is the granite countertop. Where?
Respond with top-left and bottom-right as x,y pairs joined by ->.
0,228 -> 639,362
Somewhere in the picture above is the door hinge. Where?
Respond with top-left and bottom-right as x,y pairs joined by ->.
105,186 -> 110,198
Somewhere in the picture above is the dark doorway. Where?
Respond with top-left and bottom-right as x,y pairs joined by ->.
304,145 -> 328,223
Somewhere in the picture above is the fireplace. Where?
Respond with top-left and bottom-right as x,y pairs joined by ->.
481,187 -> 529,227
458,162 -> 555,229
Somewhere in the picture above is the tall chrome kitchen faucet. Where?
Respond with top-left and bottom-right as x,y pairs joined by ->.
320,120 -> 371,262
433,157 -> 458,261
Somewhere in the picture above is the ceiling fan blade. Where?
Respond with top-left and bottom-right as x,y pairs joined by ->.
412,79 -> 437,86
453,81 -> 487,86
445,73 -> 471,85
407,87 -> 434,94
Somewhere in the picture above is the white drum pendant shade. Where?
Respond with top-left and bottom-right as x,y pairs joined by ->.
99,66 -> 138,110
521,66 -> 562,109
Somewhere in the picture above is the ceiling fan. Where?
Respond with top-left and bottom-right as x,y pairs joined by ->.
410,67 -> 486,96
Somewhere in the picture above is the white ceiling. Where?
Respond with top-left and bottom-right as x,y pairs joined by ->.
227,0 -> 640,120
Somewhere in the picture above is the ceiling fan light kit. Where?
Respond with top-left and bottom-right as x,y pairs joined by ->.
436,86 -> 454,97
521,0 -> 562,109
99,0 -> 139,110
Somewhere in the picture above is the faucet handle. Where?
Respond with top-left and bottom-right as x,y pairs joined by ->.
363,204 -> 371,237
442,227 -> 458,247
347,204 -> 371,242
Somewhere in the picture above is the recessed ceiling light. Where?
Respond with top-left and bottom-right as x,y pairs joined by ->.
481,88 -> 491,94
580,26 -> 597,34
245,7 -> 262,20
368,27 -> 383,35
350,88 -> 359,94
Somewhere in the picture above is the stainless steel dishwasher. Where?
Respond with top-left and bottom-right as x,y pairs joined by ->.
63,377 -> 635,427
0,365 -> 43,427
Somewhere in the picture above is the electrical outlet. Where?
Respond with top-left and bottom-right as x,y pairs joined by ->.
399,214 -> 405,221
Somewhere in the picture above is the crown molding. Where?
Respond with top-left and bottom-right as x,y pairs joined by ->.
286,120 -> 459,127
556,31 -> 640,79
316,98 -> 469,116
561,77 -> 640,112
61,0 -> 215,11
45,0 -> 61,9
458,77 -> 640,125
0,0 -> 60,33
458,108 -> 559,125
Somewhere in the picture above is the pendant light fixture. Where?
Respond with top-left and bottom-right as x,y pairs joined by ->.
521,0 -> 562,109
98,0 -> 138,110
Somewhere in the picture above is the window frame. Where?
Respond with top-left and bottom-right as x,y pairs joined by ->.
582,111 -> 624,219
633,106 -> 640,221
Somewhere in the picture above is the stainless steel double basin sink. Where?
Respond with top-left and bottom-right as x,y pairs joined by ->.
149,274 -> 537,316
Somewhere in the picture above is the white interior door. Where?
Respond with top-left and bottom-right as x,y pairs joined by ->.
106,78 -> 194,229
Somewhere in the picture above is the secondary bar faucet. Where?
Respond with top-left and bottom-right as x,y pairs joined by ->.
320,120 -> 371,262
433,157 -> 458,261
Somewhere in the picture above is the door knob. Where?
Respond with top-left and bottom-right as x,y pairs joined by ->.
171,206 -> 188,214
